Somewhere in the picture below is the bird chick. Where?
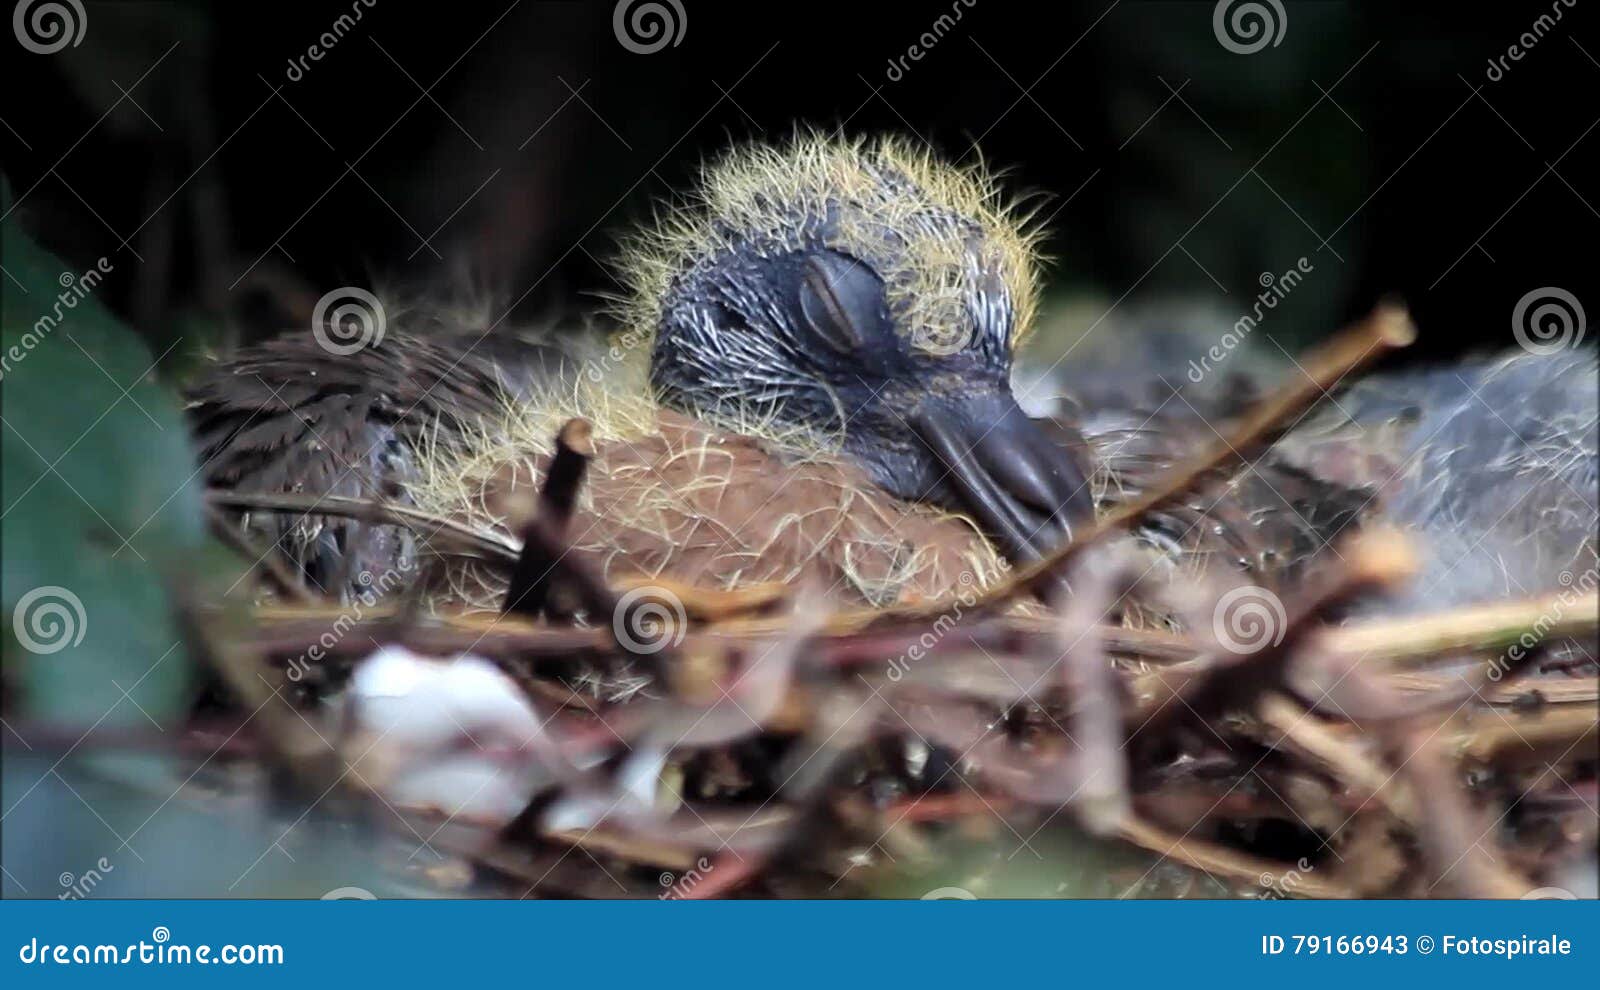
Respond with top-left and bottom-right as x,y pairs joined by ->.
617,135 -> 1093,561
191,135 -> 1094,602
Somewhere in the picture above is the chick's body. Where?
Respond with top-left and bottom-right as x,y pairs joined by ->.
189,324 -> 1004,607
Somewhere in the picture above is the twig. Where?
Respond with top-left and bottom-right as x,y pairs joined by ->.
172,586 -> 343,796
1255,692 -> 1415,824
1377,724 -> 1531,898
1455,705 -> 1599,765
1135,528 -> 1416,747
836,303 -> 1416,630
206,490 -> 518,560
205,504 -> 314,603
1117,816 -> 1355,898
1332,591 -> 1599,668
504,418 -> 595,616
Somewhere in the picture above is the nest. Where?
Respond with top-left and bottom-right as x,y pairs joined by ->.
202,306 -> 1597,899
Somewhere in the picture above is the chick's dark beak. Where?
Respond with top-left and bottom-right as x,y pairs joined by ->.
910,391 -> 1094,562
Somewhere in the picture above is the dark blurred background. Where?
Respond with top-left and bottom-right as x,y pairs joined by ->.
2,0 -> 1596,369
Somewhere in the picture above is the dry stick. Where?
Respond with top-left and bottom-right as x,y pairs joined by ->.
1455,705 -> 1599,764
206,490 -> 519,560
1135,529 -> 1417,747
1116,816 -> 1355,899
678,851 -> 764,900
243,603 -> 1193,676
205,505 -> 314,603
1379,724 -> 1531,898
637,578 -> 793,623
837,303 -> 1417,631
1474,676 -> 1598,706
543,825 -> 700,874
1255,692 -> 1417,824
1055,549 -> 1137,835
210,483 -> 627,651
220,489 -> 793,624
503,418 -> 594,617
1284,647 -> 1537,898
243,608 -> 612,660
1331,590 -> 1600,668
172,586 -> 343,796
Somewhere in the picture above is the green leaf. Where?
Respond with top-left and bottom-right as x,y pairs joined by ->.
2,188 -> 204,731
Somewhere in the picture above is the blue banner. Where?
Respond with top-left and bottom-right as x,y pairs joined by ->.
1,900 -> 1591,987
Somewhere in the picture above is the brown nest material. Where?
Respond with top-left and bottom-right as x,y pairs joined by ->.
193,305 -> 1597,899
